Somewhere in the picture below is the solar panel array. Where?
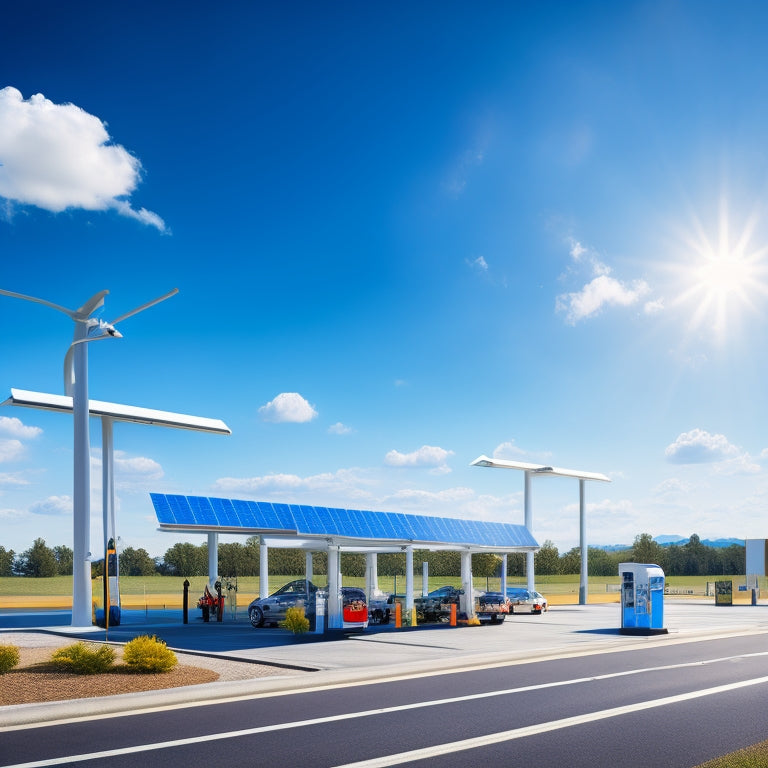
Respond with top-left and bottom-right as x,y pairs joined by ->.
150,493 -> 537,549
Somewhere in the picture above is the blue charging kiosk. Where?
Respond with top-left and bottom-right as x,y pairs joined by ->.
619,562 -> 667,635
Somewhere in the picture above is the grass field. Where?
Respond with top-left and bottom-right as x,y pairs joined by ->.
0,574 -> 761,609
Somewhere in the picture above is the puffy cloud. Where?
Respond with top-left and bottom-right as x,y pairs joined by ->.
213,467 -> 373,498
328,422 -> 353,435
557,274 -> 651,324
384,445 -> 455,471
115,452 -> 163,481
644,298 -> 665,315
0,507 -> 26,520
665,429 -> 740,464
29,495 -> 71,516
258,392 -> 318,423
557,238 -> 652,324
0,472 -> 30,487
0,87 -> 166,231
0,416 -> 42,439
0,439 -> 24,462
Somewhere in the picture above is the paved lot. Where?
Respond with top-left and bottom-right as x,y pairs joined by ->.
4,600 -> 768,727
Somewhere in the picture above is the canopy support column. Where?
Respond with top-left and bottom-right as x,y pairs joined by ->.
365,552 -> 378,599
328,546 -> 341,629
207,532 -> 218,587
460,550 -> 474,618
579,478 -> 588,605
259,539 -> 269,599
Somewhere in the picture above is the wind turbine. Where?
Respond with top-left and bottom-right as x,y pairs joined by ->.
0,287 -> 178,626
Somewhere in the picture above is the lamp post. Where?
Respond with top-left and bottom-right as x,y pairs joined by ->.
0,287 -> 178,627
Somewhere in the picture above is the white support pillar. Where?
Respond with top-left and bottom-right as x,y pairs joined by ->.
405,546 -> 414,617
327,546 -> 341,629
422,560 -> 429,596
71,326 -> 92,627
525,470 -> 535,592
305,551 -> 313,587
579,478 -> 588,605
460,550 -> 474,618
259,539 -> 269,599
207,532 -> 218,587
365,552 -> 378,599
501,553 -> 508,597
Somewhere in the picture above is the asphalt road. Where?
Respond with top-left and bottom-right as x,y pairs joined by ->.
5,631 -> 768,767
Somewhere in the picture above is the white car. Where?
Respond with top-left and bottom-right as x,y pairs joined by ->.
506,587 -> 548,614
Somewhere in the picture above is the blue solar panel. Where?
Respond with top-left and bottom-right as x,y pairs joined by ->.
149,494 -> 538,549
209,497 -> 239,527
150,493 -> 174,524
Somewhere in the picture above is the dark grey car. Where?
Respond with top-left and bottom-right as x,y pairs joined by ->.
248,579 -> 322,627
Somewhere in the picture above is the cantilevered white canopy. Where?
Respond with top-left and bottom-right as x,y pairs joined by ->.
3,388 -> 231,434
471,454 -> 611,604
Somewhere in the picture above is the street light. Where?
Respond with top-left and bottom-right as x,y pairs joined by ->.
0,287 -> 178,627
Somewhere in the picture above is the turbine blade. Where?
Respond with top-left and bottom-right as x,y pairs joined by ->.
0,288 -> 78,318
110,288 -> 179,325
74,290 -> 109,319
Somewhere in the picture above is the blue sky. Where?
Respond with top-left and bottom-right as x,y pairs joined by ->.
2,1 -> 768,559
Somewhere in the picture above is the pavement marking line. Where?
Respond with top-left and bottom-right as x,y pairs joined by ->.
4,653 -> 768,767
332,674 -> 768,768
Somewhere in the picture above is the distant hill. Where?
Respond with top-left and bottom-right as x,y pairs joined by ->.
592,536 -> 744,552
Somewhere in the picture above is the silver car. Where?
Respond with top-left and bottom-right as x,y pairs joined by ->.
248,579 -> 321,627
506,587 -> 548,614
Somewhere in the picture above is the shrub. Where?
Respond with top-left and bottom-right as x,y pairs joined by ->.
0,644 -> 20,674
50,642 -> 115,674
123,635 -> 177,673
282,606 -> 310,635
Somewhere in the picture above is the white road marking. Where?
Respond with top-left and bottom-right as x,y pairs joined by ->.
4,653 -> 768,768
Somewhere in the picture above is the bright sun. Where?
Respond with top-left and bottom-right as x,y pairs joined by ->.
671,198 -> 768,342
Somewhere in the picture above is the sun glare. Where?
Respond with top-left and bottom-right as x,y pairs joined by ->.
671,198 -> 768,343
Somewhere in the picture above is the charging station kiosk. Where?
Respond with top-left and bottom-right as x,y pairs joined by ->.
619,562 -> 667,635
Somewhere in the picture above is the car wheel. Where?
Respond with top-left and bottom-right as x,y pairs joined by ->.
382,609 -> 391,625
249,606 -> 265,628
509,605 -> 514,615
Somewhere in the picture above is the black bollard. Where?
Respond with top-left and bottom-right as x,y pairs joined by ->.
183,579 -> 190,624
215,580 -> 223,622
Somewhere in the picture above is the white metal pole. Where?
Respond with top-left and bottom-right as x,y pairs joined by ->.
328,546 -> 341,629
208,532 -> 218,587
460,550 -> 474,618
259,539 -> 269,598
579,478 -> 588,605
525,470 -> 535,592
365,552 -> 377,599
71,323 -> 92,627
501,553 -> 508,597
405,546 -> 414,618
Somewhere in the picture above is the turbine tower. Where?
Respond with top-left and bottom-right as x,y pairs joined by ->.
0,287 -> 177,626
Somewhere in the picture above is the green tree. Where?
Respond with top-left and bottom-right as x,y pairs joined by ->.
119,547 -> 157,576
161,542 -> 207,576
560,547 -> 581,574
0,546 -> 15,576
16,538 -> 58,577
534,540 -> 561,575
631,533 -> 666,567
53,545 -> 73,575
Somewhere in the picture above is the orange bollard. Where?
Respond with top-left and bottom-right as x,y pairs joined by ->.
395,601 -> 402,628
450,603 -> 457,626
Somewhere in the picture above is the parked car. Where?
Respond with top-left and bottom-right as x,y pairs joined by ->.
248,579 -> 322,627
506,587 -> 548,614
368,591 -> 401,624
415,585 -> 463,622
414,585 -> 509,623
340,586 -> 368,629
475,590 -> 510,623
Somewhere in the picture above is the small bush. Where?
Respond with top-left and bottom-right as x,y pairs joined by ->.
123,635 -> 177,673
0,644 -> 20,674
282,606 -> 310,635
50,642 -> 115,674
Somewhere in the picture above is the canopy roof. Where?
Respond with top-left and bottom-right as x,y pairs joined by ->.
3,388 -> 231,434
150,493 -> 539,553
471,455 -> 610,482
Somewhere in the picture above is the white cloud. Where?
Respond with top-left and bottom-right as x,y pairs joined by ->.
258,393 -> 318,423
115,452 -> 163,481
29,495 -> 71,516
385,486 -> 475,506
467,255 -> 488,273
644,298 -> 665,315
213,467 -> 373,498
558,238 -> 652,324
665,429 -> 740,464
0,472 -> 30,487
0,416 -> 42,439
557,274 -> 651,324
384,445 -> 455,471
0,439 -> 24,462
0,507 -> 26,520
328,422 -> 354,435
0,87 -> 166,231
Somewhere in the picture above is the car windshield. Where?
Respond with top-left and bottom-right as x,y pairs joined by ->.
507,588 -> 530,598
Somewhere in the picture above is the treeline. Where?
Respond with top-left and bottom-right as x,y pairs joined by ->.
0,532 -> 746,579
